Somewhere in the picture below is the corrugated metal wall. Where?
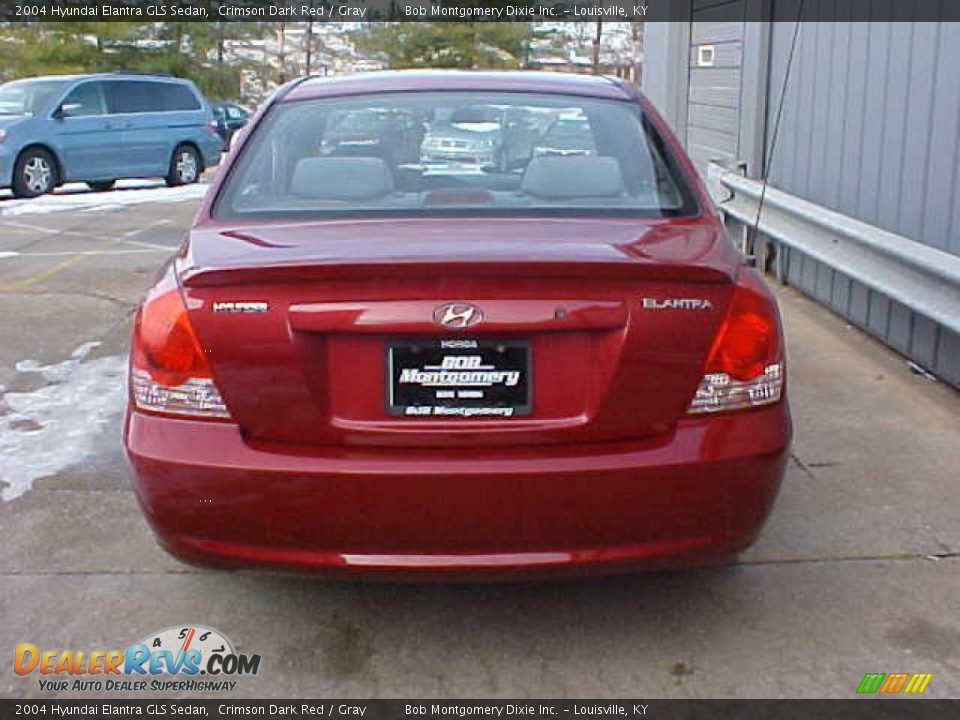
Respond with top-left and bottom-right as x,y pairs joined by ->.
766,19 -> 960,255
762,13 -> 960,385
686,1 -> 745,175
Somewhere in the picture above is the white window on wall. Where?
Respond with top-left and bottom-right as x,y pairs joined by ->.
697,45 -> 716,67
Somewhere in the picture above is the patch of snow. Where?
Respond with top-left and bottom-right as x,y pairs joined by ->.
0,342 -> 126,501
0,180 -> 208,217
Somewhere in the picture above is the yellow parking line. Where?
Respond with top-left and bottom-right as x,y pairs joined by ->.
0,219 -> 172,293
0,237 -> 118,293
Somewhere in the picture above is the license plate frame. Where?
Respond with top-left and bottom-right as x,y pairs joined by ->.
386,338 -> 531,418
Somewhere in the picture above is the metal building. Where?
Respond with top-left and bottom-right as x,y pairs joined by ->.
643,8 -> 960,387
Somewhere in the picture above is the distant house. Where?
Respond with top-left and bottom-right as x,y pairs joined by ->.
526,22 -> 642,83
222,23 -> 386,103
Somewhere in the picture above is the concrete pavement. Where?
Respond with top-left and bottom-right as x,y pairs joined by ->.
0,188 -> 957,699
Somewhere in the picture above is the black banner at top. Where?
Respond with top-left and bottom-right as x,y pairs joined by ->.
1,0 -> 960,23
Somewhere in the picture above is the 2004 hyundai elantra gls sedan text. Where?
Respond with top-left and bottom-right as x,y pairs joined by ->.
124,71 -> 791,580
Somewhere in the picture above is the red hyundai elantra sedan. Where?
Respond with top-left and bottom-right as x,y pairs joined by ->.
124,71 -> 790,580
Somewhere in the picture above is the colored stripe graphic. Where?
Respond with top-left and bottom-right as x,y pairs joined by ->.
880,673 -> 910,693
904,673 -> 933,694
857,673 -> 886,693
859,672 -> 932,694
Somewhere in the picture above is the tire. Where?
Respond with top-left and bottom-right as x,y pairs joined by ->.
87,180 -> 116,192
165,144 -> 201,187
12,147 -> 58,198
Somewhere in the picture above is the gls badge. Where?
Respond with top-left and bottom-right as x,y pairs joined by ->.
642,298 -> 714,311
212,301 -> 269,314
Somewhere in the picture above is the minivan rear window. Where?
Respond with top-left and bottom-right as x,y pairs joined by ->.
159,83 -> 201,111
104,80 -> 199,114
215,91 -> 699,220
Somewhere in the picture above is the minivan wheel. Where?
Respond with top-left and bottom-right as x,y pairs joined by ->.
12,148 -> 58,198
166,145 -> 200,187
87,180 -> 116,192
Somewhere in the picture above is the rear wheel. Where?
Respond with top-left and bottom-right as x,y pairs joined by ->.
165,144 -> 200,187
12,148 -> 58,198
87,180 -> 116,192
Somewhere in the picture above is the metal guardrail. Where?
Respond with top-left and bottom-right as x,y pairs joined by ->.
708,161 -> 960,336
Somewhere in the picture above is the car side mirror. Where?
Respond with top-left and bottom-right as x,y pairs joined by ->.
54,103 -> 83,119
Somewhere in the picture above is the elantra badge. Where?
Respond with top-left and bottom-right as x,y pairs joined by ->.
433,302 -> 483,329
642,298 -> 713,311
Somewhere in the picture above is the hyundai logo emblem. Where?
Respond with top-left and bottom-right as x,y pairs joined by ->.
433,302 -> 483,329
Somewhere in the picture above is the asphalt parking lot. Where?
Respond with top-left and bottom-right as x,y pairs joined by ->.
1,182 -> 957,700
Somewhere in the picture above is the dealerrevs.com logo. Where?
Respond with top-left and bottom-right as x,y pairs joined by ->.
14,625 -> 261,693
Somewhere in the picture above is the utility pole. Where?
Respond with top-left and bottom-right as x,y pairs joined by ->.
306,20 -> 314,75
592,19 -> 603,74
631,22 -> 643,84
277,21 -> 287,83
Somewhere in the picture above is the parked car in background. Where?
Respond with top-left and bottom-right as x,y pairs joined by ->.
320,108 -> 423,166
211,101 -> 250,146
0,72 -> 222,197
533,113 -> 597,157
124,70 -> 791,580
421,104 -> 541,170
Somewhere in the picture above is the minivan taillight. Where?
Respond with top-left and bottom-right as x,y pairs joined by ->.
130,276 -> 230,419
687,274 -> 784,415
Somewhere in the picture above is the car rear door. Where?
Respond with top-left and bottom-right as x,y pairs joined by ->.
50,81 -> 118,181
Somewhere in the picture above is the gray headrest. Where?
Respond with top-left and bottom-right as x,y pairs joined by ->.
522,156 -> 625,199
291,157 -> 394,200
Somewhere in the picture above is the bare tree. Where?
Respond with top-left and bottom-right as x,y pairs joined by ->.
306,20 -> 314,75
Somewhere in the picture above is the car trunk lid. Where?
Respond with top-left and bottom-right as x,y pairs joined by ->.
180,217 -> 740,448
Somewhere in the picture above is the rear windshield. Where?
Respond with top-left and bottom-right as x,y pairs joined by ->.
214,91 -> 699,220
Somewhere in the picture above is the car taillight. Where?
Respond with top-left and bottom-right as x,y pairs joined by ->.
130,274 -> 230,419
687,274 -> 784,415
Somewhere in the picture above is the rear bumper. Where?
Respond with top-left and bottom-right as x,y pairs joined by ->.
124,404 -> 790,580
197,134 -> 223,167
422,151 -> 494,165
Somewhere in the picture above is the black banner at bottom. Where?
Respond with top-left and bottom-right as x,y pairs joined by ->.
1,700 -> 957,719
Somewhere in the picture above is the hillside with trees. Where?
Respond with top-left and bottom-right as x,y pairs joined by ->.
0,22 -> 266,100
